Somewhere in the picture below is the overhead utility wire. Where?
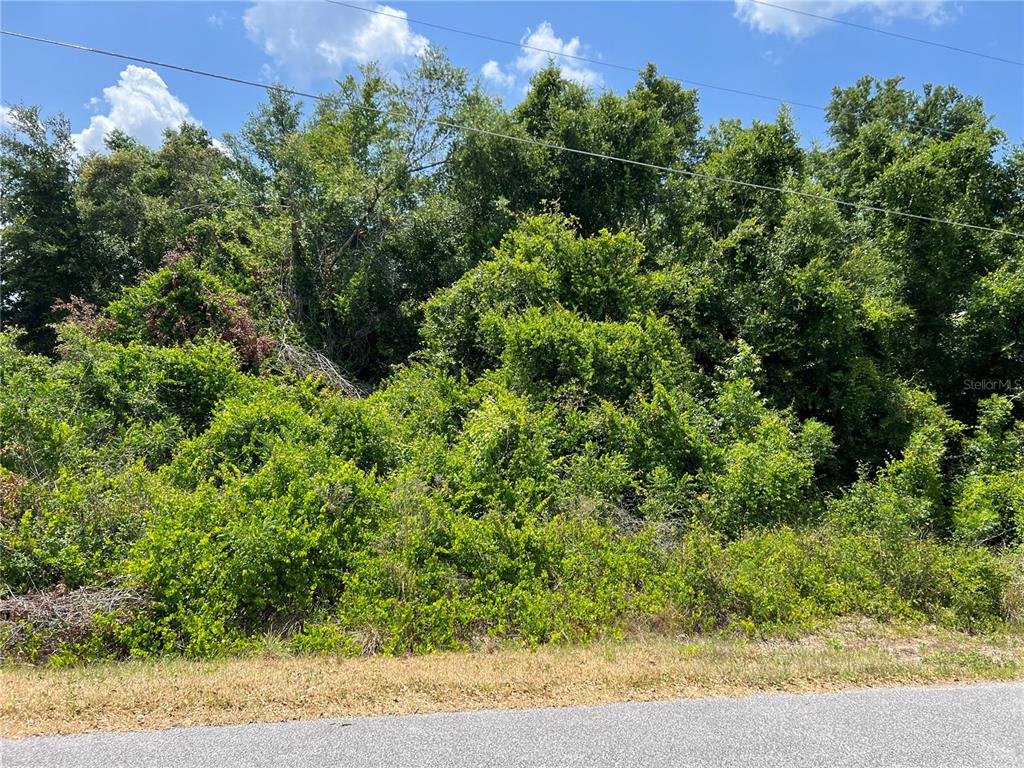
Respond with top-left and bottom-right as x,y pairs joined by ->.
325,0 -> 826,111
748,1 -> 1023,67
324,0 -> 963,140
1,29 -> 1020,239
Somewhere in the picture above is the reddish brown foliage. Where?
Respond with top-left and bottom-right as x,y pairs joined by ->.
0,470 -> 27,518
51,296 -> 113,336
215,295 -> 275,368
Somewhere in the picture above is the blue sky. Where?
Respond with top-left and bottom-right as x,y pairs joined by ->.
2,1 -> 1022,154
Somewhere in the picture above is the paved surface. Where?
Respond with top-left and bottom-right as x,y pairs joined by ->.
4,683 -> 1022,767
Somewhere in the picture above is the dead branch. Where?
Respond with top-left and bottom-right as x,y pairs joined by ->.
275,341 -> 366,397
0,584 -> 149,660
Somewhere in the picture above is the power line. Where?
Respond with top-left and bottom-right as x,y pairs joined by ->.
327,0 -> 826,113
748,1 -> 1023,67
1,29 -> 1020,240
325,1 -> 965,141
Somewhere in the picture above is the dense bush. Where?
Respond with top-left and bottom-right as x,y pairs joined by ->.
127,449 -> 389,656
3,65 -> 1023,664
100,257 -> 274,368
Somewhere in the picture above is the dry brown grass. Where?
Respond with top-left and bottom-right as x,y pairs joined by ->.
3,620 -> 1022,739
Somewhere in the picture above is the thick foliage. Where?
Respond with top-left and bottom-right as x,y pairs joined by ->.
2,65 -> 1022,663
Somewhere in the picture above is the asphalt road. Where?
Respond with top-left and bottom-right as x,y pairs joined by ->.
4,683 -> 1022,767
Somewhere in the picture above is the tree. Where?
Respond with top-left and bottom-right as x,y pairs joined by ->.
225,88 -> 303,200
681,109 -> 804,239
0,106 -> 94,352
818,77 -> 1013,400
242,50 -> 476,377
76,131 -> 167,283
449,64 -> 702,237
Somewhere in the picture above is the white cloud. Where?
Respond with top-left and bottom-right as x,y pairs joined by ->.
258,63 -> 279,84
481,60 -> 515,88
516,22 -> 603,88
72,65 -> 195,154
243,1 -> 427,83
207,10 -> 228,28
0,105 -> 13,129
734,1 -> 954,38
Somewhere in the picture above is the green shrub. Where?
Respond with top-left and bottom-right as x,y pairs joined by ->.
373,362 -> 472,443
445,388 -> 558,518
421,234 -> 556,372
888,541 -> 1011,632
668,527 -> 1010,634
101,257 -> 273,368
953,472 -> 1024,546
167,381 -> 320,487
545,225 -> 648,321
56,329 -> 245,433
627,384 -> 714,481
962,396 -> 1024,473
828,413 -> 957,535
706,415 -> 831,533
499,308 -> 595,395
0,465 -> 158,591
128,449 -> 389,656
553,448 -> 635,516
0,331 -> 88,479
2,206 -> 1020,665
336,491 -> 669,653
420,215 -> 653,373
721,528 -> 834,630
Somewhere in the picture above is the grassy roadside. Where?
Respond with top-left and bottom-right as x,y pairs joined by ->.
3,620 -> 1022,739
